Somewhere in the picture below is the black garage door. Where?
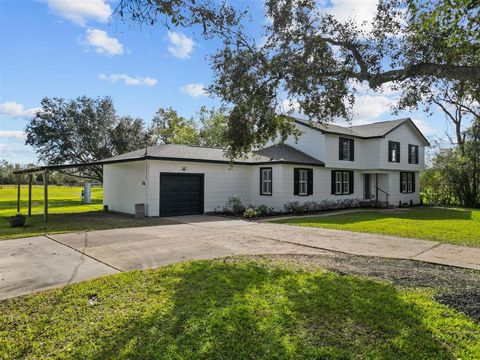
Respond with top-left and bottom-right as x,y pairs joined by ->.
160,173 -> 204,216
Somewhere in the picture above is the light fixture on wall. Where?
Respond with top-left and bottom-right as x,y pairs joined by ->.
181,166 -> 187,171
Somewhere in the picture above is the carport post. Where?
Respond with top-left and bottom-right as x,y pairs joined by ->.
43,170 -> 48,222
28,174 -> 33,217
16,175 -> 21,213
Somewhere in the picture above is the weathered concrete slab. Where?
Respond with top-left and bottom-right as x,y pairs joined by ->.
2,215 -> 479,300
0,237 -> 118,300
414,243 -> 480,270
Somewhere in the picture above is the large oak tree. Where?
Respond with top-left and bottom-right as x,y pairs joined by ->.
116,0 -> 480,157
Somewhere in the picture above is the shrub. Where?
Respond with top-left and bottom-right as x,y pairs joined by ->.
243,208 -> 261,219
284,201 -> 305,214
255,204 -> 275,217
223,196 -> 246,215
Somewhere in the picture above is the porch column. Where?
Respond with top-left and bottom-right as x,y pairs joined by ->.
43,170 -> 49,222
375,174 -> 379,200
28,174 -> 33,217
16,175 -> 21,213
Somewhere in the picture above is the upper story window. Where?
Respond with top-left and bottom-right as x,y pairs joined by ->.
294,168 -> 313,196
331,170 -> 354,195
408,144 -> 419,164
400,172 -> 415,193
388,141 -> 400,163
260,167 -> 272,195
339,137 -> 354,161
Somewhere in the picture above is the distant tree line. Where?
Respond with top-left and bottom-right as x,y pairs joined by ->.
23,96 -> 228,183
0,160 -> 85,186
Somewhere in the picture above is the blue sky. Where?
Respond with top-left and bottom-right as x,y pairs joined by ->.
1,0 -> 446,164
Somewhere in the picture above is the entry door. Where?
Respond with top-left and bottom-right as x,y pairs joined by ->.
364,174 -> 371,199
160,173 -> 204,216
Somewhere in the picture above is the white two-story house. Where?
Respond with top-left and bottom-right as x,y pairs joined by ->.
101,118 -> 429,216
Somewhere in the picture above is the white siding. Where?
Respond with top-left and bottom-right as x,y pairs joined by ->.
283,123 -> 325,160
103,161 -> 147,215
146,160 -> 253,216
379,122 -> 426,171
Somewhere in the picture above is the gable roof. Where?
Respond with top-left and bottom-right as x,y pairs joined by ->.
101,143 -> 325,167
294,118 -> 430,145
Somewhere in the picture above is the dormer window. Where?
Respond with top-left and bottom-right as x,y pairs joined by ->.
388,141 -> 400,163
408,144 -> 419,164
339,138 -> 354,161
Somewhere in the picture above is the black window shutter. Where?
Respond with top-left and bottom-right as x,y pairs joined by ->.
408,145 -> 412,163
415,145 -> 419,164
331,171 -> 336,195
397,143 -> 401,163
350,139 -> 354,161
293,168 -> 299,195
388,142 -> 392,162
400,172 -> 403,193
339,138 -> 344,160
349,171 -> 354,194
412,173 -> 416,192
307,169 -> 313,195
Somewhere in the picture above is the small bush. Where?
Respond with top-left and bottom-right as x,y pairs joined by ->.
223,196 -> 246,215
255,204 -> 275,217
243,208 -> 261,219
284,201 -> 305,214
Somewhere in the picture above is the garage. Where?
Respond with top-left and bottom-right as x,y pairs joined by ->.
160,173 -> 204,216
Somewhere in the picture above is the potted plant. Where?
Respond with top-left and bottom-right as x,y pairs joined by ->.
8,213 -> 25,227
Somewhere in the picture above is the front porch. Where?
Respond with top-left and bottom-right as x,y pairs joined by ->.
362,172 -> 392,207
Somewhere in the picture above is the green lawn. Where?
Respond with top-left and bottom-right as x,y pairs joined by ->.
273,207 -> 480,247
0,185 -> 175,240
1,258 -> 478,359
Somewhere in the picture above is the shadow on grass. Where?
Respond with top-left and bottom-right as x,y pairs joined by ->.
66,261 -> 455,359
0,211 -> 178,239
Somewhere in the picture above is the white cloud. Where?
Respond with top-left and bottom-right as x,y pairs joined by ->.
352,94 -> 393,121
180,83 -> 206,97
323,0 -> 379,30
0,130 -> 26,139
83,28 -> 124,56
0,102 -> 40,118
46,0 -> 111,26
412,118 -> 436,135
167,31 -> 194,59
98,73 -> 157,86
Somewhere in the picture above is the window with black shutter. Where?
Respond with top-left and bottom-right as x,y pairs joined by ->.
400,172 -> 415,193
408,144 -> 419,164
260,167 -> 272,195
388,141 -> 401,163
339,138 -> 354,161
331,170 -> 354,195
294,168 -> 313,196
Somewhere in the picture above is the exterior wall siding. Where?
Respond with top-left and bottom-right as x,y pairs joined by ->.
102,121 -> 427,216
103,161 -> 147,215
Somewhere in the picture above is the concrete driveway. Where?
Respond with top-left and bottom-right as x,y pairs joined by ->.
1,215 -> 479,300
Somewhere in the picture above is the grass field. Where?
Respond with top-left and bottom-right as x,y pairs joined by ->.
273,207 -> 480,247
1,258 -> 478,359
0,185 -> 174,240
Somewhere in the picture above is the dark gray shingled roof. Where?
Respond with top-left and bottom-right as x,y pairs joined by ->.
101,143 -> 325,166
294,117 -> 430,145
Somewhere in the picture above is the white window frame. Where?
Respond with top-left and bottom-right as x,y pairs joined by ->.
407,173 -> 413,192
342,172 -> 350,194
391,144 -> 398,162
335,172 -> 342,195
299,169 -> 308,195
260,168 -> 272,195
